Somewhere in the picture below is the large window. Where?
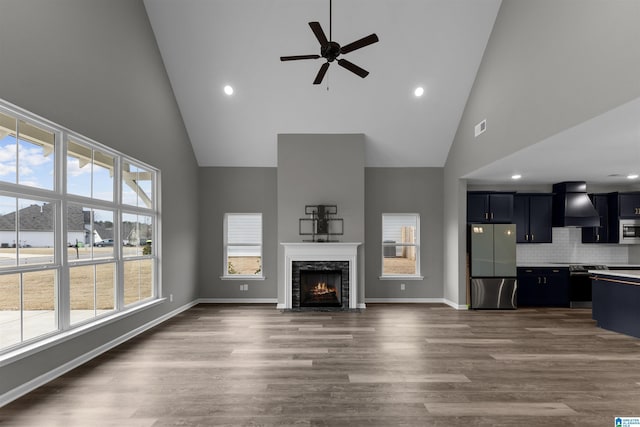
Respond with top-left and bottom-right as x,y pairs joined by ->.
381,213 -> 421,278
223,213 -> 263,278
0,99 -> 160,355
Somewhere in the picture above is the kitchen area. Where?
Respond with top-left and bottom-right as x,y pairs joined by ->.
467,182 -> 640,338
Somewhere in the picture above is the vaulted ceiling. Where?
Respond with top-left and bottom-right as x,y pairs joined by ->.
143,0 -> 502,167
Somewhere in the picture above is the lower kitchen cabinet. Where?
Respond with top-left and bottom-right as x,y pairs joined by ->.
517,267 -> 570,307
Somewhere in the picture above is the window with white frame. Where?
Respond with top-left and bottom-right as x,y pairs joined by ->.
223,213 -> 263,278
381,213 -> 421,278
0,98 -> 160,355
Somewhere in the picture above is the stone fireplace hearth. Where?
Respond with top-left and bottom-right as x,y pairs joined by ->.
280,242 -> 361,310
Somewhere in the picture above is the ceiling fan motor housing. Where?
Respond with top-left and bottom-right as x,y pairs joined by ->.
321,41 -> 341,62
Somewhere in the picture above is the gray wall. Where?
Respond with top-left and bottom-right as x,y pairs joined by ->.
364,168 -> 444,300
444,0 -> 640,306
198,167 -> 277,300
0,0 -> 199,396
277,134 -> 365,306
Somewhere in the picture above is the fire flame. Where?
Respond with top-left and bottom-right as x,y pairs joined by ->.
311,282 -> 336,296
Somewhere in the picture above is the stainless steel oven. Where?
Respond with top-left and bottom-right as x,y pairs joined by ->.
569,264 -> 608,308
619,219 -> 640,244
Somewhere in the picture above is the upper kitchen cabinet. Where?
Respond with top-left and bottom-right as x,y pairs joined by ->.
467,192 -> 514,223
582,194 -> 612,243
513,194 -> 553,243
617,192 -> 640,219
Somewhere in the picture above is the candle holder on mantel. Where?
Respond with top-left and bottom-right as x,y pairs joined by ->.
299,205 -> 344,242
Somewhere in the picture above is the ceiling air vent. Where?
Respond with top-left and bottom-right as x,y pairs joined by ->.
474,119 -> 486,137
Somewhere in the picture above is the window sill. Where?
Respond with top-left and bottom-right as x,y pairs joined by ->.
220,275 -> 266,281
0,298 -> 165,367
379,275 -> 424,281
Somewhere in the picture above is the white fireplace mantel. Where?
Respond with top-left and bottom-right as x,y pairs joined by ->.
280,242 -> 361,310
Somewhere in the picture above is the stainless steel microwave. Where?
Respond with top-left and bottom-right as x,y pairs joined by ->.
619,219 -> 640,244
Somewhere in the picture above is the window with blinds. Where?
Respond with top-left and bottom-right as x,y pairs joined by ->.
381,213 -> 420,278
223,213 -> 263,278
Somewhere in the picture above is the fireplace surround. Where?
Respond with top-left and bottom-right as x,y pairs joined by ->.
280,242 -> 361,310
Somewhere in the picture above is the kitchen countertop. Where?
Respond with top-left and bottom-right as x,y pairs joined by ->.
588,270 -> 640,281
518,264 -> 640,268
517,264 -> 572,268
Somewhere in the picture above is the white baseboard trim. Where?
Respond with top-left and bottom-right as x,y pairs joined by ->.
276,303 -> 286,309
197,298 -> 278,304
357,303 -> 366,309
365,298 -> 446,304
0,300 -> 198,408
444,299 -> 469,310
365,298 -> 469,309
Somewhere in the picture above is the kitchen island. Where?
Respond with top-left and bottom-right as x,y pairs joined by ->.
590,270 -> 640,338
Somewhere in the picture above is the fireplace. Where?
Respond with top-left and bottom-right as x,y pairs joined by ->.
280,242 -> 361,310
292,261 -> 349,309
300,269 -> 342,307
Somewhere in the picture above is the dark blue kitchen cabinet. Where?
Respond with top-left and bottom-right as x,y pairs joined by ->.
467,192 -> 514,223
617,192 -> 640,219
582,194 -> 611,243
513,194 -> 552,243
517,267 -> 569,307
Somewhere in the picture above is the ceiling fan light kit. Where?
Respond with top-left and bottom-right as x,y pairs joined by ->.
280,1 -> 379,85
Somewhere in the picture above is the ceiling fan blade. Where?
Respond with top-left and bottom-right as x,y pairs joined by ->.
309,22 -> 329,47
340,33 -> 379,55
337,59 -> 369,78
280,55 -> 321,61
313,62 -> 330,85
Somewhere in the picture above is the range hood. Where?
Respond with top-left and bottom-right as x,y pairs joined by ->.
552,182 -> 600,227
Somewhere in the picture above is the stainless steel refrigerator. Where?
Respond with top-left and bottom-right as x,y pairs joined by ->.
469,223 -> 517,309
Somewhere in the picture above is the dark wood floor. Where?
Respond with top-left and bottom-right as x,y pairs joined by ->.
2,304 -> 640,426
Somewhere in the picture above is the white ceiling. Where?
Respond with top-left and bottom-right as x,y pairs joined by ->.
144,0 -> 640,186
143,0 -> 502,167
464,96 -> 640,187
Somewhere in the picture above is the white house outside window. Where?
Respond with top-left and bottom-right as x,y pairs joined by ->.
381,213 -> 422,279
223,213 -> 263,279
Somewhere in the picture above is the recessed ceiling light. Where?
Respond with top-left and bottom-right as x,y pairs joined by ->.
223,85 -> 234,96
414,87 -> 424,97
628,174 -> 639,179
511,174 -> 522,180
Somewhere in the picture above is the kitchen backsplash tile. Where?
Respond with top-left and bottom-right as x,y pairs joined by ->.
516,227 -> 629,264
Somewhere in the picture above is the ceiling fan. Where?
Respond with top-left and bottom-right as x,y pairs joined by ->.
280,0 -> 379,85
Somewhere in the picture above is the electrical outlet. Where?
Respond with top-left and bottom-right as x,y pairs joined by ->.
240,284 -> 244,291
169,294 -> 173,302
244,284 -> 249,291
401,283 -> 405,291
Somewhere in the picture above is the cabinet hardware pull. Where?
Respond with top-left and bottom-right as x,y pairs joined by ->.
597,235 -> 600,242
531,234 -> 534,241
491,212 -> 494,219
525,234 -> 529,241
544,277 -> 547,284
485,212 -> 489,220
538,277 -> 541,284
